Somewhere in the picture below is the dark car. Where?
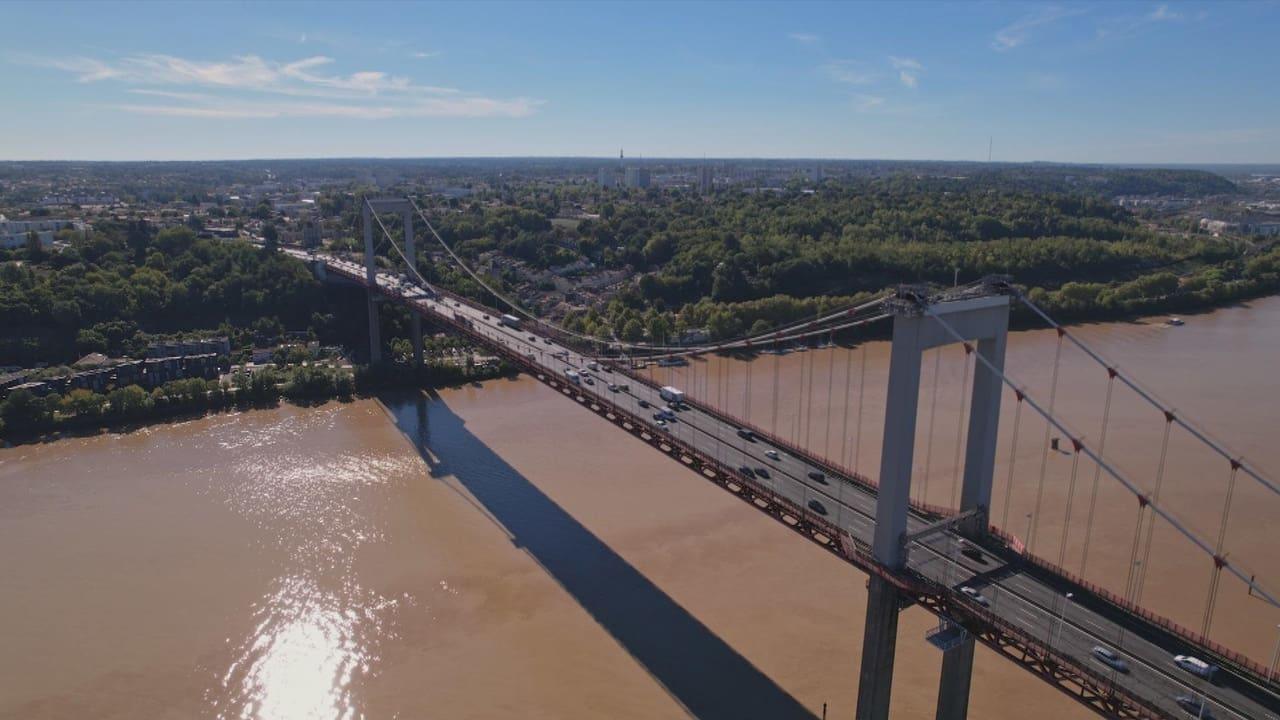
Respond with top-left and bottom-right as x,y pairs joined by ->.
807,471 -> 827,484
960,542 -> 988,565
738,466 -> 756,479
736,428 -> 757,442
754,467 -> 770,479
638,399 -> 650,408
808,499 -> 828,515
1175,696 -> 1213,719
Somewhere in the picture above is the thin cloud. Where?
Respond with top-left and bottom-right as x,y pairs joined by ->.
411,50 -> 443,59
853,94 -> 885,112
16,51 -> 536,119
788,32 -> 821,45
822,60 -> 878,85
889,56 -> 923,88
1097,3 -> 1193,41
992,6 -> 1084,51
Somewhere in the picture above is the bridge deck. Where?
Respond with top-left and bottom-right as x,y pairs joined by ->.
297,249 -> 1280,720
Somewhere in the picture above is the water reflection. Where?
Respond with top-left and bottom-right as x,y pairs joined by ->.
218,575 -> 397,720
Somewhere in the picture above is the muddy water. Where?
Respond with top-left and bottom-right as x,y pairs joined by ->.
2,298 -> 1278,720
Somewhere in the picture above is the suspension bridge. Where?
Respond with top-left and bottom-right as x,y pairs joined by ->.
282,197 -> 1279,720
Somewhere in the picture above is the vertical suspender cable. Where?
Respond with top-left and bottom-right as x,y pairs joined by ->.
854,344 -> 867,474
921,348 -> 942,506
951,345 -> 974,509
1080,370 -> 1116,575
744,349 -> 753,422
839,346 -> 854,472
1030,330 -> 1066,553
803,347 -> 816,452
1001,391 -> 1025,530
1133,413 -> 1174,604
771,336 -> 780,436
793,346 -> 805,445
823,331 -> 836,462
1203,461 -> 1241,637
1059,440 -> 1083,568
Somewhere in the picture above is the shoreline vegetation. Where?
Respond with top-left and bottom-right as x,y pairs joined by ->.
0,360 -> 514,445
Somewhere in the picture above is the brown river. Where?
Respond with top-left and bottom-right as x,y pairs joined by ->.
3,297 -> 1280,719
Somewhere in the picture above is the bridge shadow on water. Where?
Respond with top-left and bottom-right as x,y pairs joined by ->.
382,389 -> 817,720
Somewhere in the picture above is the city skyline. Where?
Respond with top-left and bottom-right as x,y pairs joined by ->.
2,0 -> 1278,163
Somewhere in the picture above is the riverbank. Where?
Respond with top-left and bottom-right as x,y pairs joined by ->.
0,360 -> 515,444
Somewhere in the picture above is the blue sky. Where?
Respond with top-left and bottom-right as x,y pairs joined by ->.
1,1 -> 1277,163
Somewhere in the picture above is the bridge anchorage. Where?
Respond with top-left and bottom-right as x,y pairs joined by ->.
297,196 -> 1280,720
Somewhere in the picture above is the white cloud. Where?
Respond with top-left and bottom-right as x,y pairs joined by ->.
889,56 -> 923,88
16,51 -> 535,120
853,94 -> 885,112
411,50 -> 443,59
822,60 -> 878,85
787,32 -> 821,45
992,6 -> 1084,51
1096,3 -> 1192,40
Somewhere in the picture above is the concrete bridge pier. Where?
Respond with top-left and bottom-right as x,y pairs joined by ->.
403,208 -> 422,366
361,202 -> 382,363
855,288 -> 1010,720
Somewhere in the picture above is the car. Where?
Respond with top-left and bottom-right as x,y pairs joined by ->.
765,449 -> 781,461
482,314 -> 490,320
960,542 -> 988,565
808,499 -> 828,515
583,377 -> 594,385
807,471 -> 827,484
754,467 -> 770,479
653,412 -> 667,422
659,422 -> 672,433
1090,646 -> 1130,674
736,428 -> 757,442
528,335 -> 538,342
544,338 -> 553,344
608,383 -> 619,392
738,466 -> 756,479
1174,696 -> 1213,719
638,399 -> 650,408
959,586 -> 990,607
1174,655 -> 1217,680
654,419 -> 668,429
618,384 -> 630,392
602,366 -> 612,373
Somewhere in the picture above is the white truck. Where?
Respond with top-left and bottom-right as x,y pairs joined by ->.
564,369 -> 581,385
500,314 -> 521,329
660,386 -> 685,405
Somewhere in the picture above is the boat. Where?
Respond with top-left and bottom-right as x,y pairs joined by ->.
1168,317 -> 1185,326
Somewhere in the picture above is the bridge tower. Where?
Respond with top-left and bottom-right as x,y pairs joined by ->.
856,285 -> 1009,720
361,198 -> 422,366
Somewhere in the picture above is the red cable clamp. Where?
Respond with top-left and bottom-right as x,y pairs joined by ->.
963,342 -> 974,355
1071,437 -> 1083,453
1106,366 -> 1117,379
1230,458 -> 1242,471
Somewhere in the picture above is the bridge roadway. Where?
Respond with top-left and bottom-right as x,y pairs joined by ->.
297,249 -> 1279,720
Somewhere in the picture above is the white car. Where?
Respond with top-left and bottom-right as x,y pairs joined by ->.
765,449 -> 781,461
1174,655 -> 1217,679
960,586 -> 989,607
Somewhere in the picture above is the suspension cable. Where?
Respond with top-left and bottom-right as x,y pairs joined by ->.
823,331 -> 836,463
839,345 -> 854,472
803,345 -> 816,452
1015,290 -> 1280,500
925,306 -> 1280,609
1133,413 -> 1174,604
1059,441 -> 1083,568
950,344 -> 974,509
921,348 -> 942,506
1001,390 -> 1025,530
1030,329 -> 1065,553
771,337 -> 780,435
1203,461 -> 1242,635
854,344 -> 867,474
1079,371 -> 1116,575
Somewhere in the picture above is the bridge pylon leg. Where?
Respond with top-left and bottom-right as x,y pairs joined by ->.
935,637 -> 976,720
856,576 -> 902,720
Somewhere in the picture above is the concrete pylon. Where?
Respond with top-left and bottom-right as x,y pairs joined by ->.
855,288 -> 1010,720
403,208 -> 422,367
361,202 -> 381,364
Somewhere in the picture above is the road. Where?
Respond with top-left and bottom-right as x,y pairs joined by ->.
298,249 -> 1280,720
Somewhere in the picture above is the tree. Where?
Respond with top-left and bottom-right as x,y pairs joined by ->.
107,385 -> 153,418
25,231 -> 46,261
262,223 -> 279,253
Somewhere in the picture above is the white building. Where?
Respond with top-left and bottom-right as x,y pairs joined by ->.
624,166 -> 650,189
597,167 -> 618,188
0,215 -> 84,249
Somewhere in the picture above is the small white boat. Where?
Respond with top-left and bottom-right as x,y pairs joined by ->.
1168,317 -> 1185,326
